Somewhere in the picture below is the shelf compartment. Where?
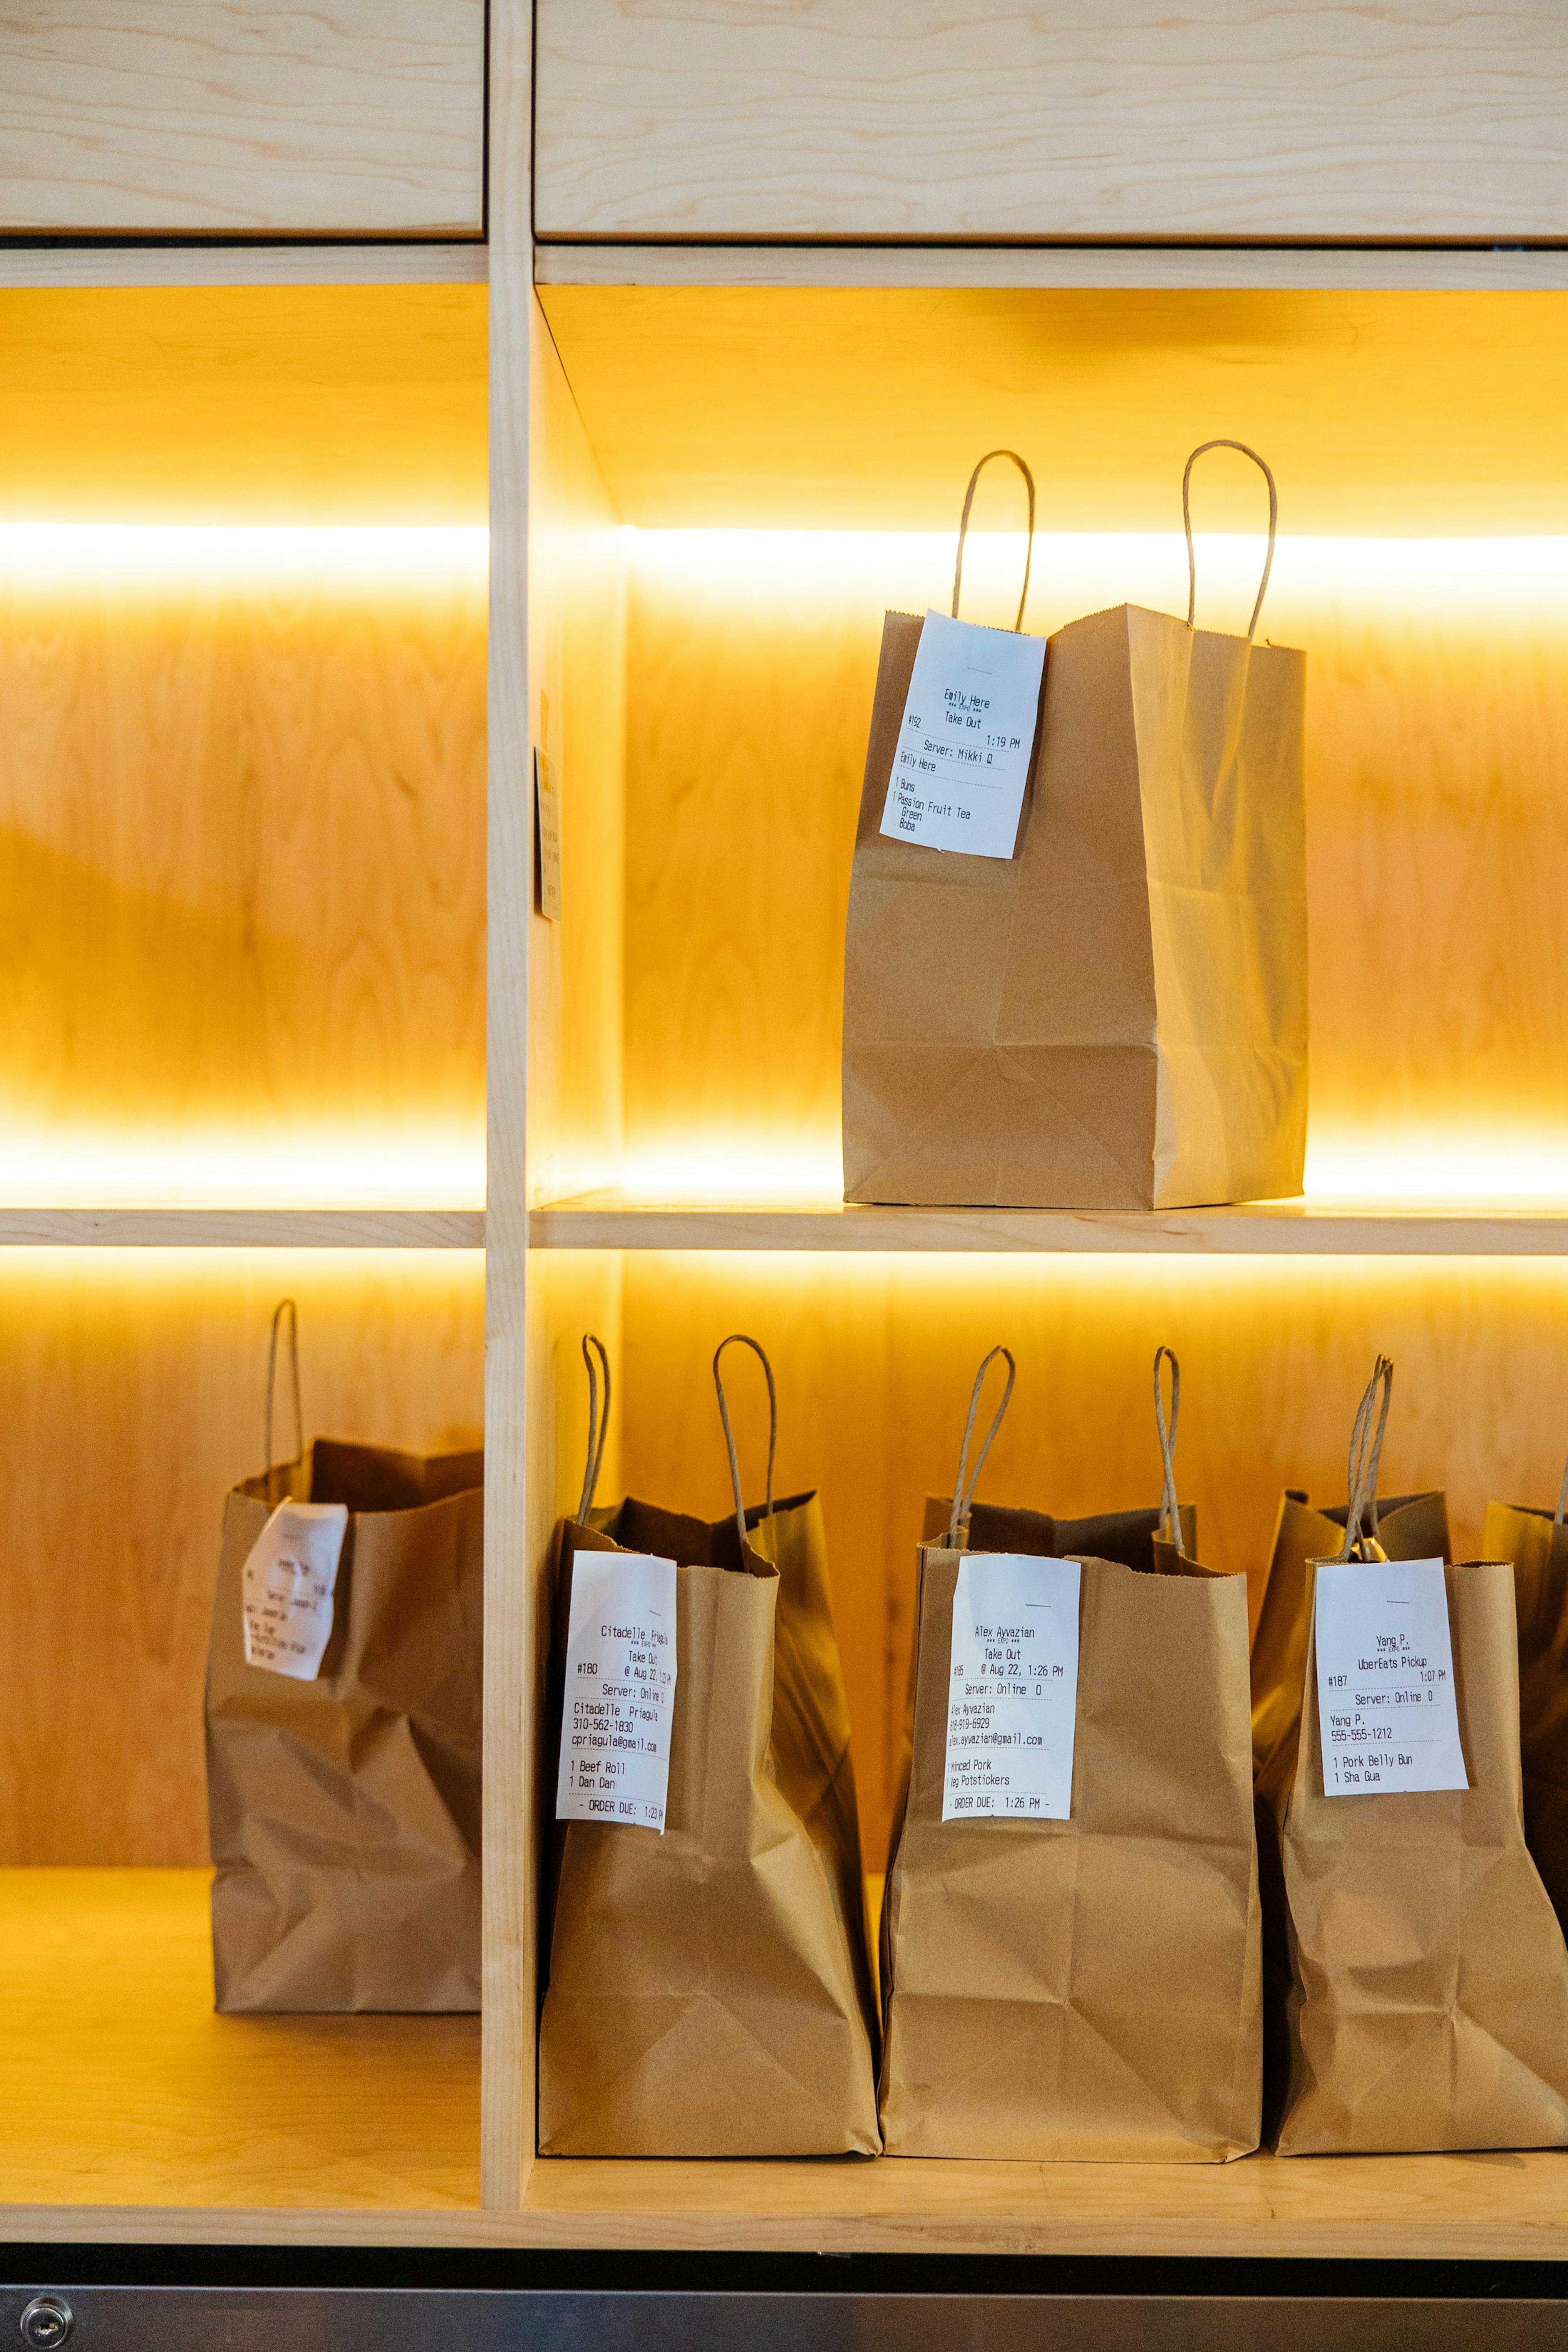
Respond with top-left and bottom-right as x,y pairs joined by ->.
0,1869 -> 479,2214
529,1202 -> 1568,1256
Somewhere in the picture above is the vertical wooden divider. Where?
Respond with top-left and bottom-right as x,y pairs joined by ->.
482,0 -> 534,2214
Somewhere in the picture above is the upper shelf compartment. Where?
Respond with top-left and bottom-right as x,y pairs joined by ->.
0,0 -> 485,238
535,0 -> 1568,245
534,277 -> 1568,535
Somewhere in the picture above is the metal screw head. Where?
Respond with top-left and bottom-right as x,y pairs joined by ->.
19,2299 -> 72,2350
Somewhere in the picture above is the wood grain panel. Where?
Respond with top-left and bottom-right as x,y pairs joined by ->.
532,1206 -> 1568,1255
0,557 -> 486,1189
619,1254 -> 1568,1871
0,1254 -> 483,1867
0,1869 -> 477,2209
538,285 -> 1568,535
481,0 -> 536,2216
537,0 -> 1568,243
1,248 -> 489,293
0,1 -> 484,237
0,285 -> 487,522
489,302 -> 629,2201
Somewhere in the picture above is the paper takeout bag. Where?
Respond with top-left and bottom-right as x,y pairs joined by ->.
879,1348 -> 1261,2159
1261,1360 -> 1568,2153
1483,1466 -> 1568,1936
538,1336 -> 880,2156
842,443 -> 1307,1209
205,1303 -> 483,2012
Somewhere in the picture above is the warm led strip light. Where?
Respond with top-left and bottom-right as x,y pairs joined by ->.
0,523 -> 490,597
0,1125 -> 486,1213
630,529 -> 1568,629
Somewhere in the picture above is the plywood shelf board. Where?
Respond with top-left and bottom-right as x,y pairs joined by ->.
529,1203 -> 1568,1256
0,1871 -> 478,2211
535,1 -> 1568,246
5,2148 -> 1568,2257
0,246 -> 488,291
537,243 -> 1568,295
0,1210 -> 485,1247
0,0 -> 485,238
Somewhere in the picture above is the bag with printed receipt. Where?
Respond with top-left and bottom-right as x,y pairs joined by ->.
538,1335 -> 880,2156
878,1346 -> 1261,2160
204,1300 -> 483,2013
1259,1357 -> 1568,2153
841,442 -> 1307,1209
1481,1453 -> 1568,1947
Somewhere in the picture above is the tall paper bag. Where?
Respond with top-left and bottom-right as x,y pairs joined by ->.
205,1302 -> 483,2013
539,1336 -> 880,2156
879,1348 -> 1261,2159
843,442 -> 1307,1209
1261,1360 -> 1568,2154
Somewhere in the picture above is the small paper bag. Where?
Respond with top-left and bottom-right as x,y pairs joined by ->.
1261,1360 -> 1568,2154
842,442 -> 1307,1209
205,1302 -> 483,2013
1483,1461 -> 1568,1936
538,1336 -> 880,2156
879,1348 -> 1261,2159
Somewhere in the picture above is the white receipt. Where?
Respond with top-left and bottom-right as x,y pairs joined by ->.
556,1550 -> 678,1833
241,1501 -> 348,1680
880,610 -> 1046,859
942,1553 -> 1081,1822
1314,1557 -> 1468,1797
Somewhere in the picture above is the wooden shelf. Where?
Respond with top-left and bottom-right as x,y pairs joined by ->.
0,1870 -> 478,2221
0,245 -> 488,292
3,1860 -> 1564,2259
537,243 -> 1568,296
0,1209 -> 485,1247
529,1200 -> 1568,1256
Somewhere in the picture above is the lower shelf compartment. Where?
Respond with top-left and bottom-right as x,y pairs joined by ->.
4,1870 -> 1568,2259
0,1869 -> 479,2215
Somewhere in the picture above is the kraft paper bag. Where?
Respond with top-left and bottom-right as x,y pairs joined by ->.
539,1335 -> 880,2157
879,1348 -> 1261,2160
1262,1359 -> 1568,2154
1483,1460 -> 1568,1936
843,441 -> 1307,1209
205,1301 -> 483,2013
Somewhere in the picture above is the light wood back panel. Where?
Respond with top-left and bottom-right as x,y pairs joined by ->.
0,572 -> 487,1187
0,1252 -> 483,1867
537,2 -> 1568,243
0,2 -> 484,236
0,285 -> 488,1195
619,1254 -> 1568,1865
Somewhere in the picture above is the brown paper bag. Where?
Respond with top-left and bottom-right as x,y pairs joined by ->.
1483,1461 -> 1568,1935
539,1335 -> 880,2156
880,1348 -> 1261,2159
1262,1359 -> 1568,2153
843,441 -> 1307,1209
205,1301 -> 483,2013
